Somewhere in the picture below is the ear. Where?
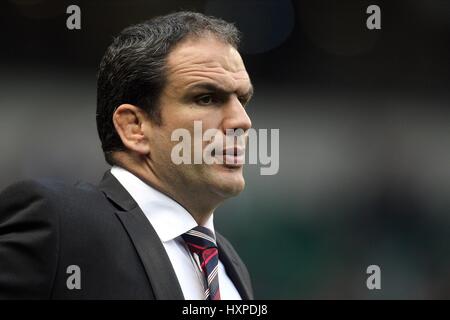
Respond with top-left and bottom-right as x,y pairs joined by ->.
112,104 -> 152,155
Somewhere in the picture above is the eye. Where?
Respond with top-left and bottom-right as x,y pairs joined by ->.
196,94 -> 215,106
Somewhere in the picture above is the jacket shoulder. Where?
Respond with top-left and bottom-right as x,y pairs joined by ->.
0,179 -> 64,299
0,179 -> 62,223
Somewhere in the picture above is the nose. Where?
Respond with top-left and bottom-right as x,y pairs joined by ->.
221,96 -> 252,134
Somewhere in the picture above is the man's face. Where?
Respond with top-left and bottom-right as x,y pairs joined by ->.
145,35 -> 253,201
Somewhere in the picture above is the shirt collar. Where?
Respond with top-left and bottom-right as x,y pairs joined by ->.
110,165 -> 215,242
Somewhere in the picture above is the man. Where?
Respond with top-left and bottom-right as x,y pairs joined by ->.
0,11 -> 254,299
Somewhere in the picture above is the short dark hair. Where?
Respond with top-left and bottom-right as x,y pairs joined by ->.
96,11 -> 241,165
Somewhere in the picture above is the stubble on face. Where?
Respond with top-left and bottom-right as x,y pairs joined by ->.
144,34 -> 253,214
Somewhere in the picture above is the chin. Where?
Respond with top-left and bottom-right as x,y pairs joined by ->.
211,169 -> 246,198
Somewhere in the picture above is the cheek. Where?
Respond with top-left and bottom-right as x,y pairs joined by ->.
157,105 -> 224,157
147,127 -> 173,159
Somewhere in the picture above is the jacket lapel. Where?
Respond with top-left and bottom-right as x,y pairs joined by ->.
98,171 -> 184,300
216,235 -> 253,300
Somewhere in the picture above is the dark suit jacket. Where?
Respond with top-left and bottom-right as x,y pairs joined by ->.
0,171 -> 253,299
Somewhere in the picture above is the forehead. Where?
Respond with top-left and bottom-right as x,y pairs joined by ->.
165,36 -> 251,93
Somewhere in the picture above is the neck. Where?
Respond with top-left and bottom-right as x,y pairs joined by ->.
114,153 -> 223,226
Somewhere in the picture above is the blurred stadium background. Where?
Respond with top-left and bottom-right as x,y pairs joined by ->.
1,0 -> 450,298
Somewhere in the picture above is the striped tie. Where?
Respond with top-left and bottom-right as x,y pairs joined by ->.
182,226 -> 221,300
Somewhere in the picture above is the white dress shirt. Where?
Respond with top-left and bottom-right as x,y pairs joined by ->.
111,166 -> 241,300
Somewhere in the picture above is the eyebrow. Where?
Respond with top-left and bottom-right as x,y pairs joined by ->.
187,82 -> 254,98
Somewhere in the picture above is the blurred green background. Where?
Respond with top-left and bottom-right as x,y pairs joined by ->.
1,0 -> 450,298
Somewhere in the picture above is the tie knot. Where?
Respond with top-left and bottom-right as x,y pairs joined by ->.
182,225 -> 217,253
181,225 -> 221,300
